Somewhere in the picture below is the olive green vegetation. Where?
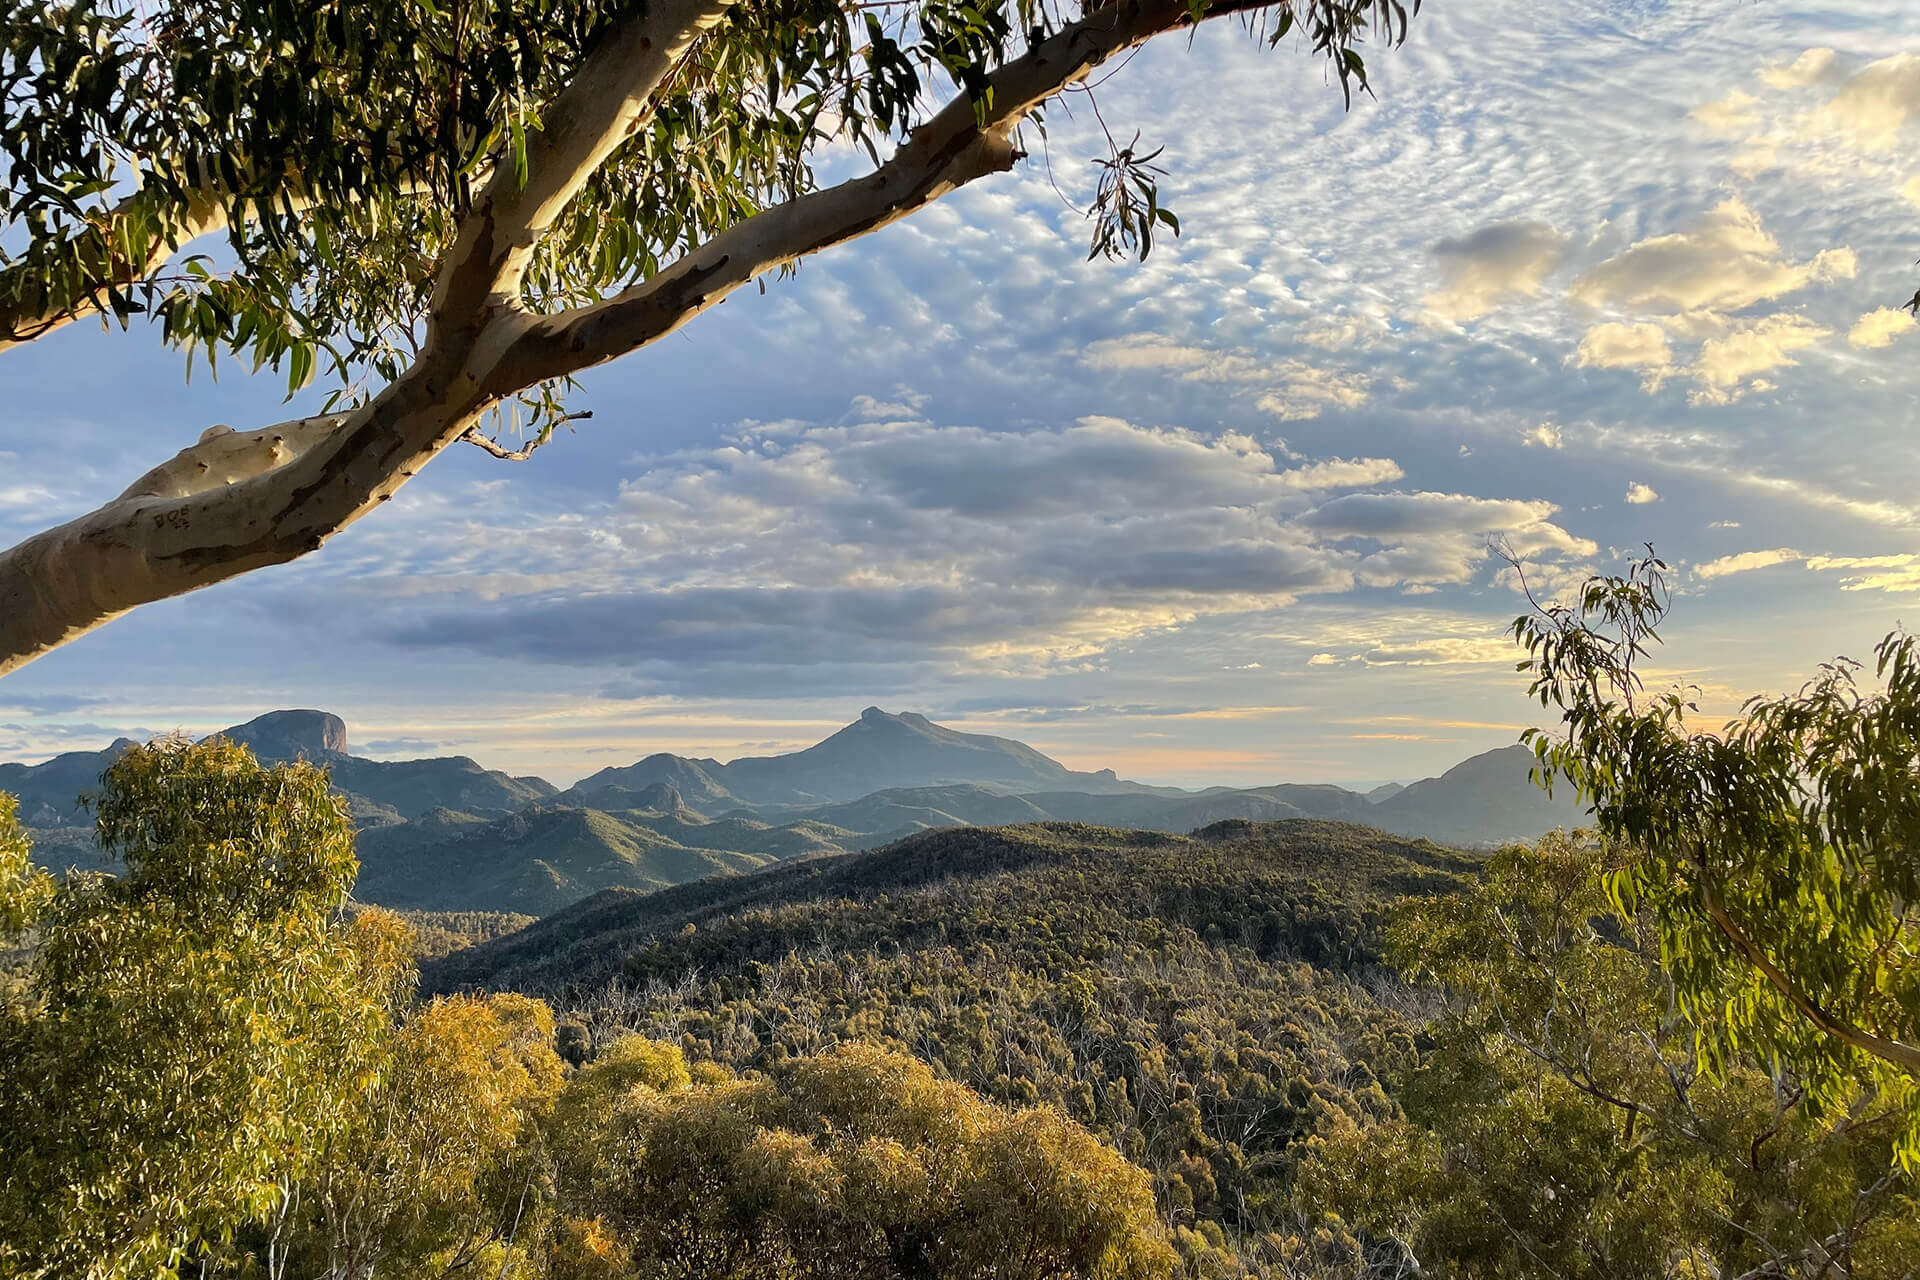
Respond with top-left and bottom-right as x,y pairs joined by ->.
0,741 -> 1178,1280
5,631 -> 1919,1279
1298,835 -> 1920,1277
1513,552 -> 1920,1162
351,906 -> 540,961
432,819 -> 1476,1271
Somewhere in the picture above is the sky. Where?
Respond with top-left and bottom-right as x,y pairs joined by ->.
2,0 -> 1919,788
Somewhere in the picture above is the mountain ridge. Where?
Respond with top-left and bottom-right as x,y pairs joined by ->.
3,707 -> 1584,913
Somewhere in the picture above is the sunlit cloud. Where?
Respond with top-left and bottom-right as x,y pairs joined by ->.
1571,200 -> 1852,314
1689,314 -> 1831,405
1424,220 -> 1570,322
1697,547 -> 1804,579
1848,307 -> 1917,349
1805,552 -> 1920,592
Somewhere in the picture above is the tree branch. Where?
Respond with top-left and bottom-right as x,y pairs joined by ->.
0,0 -> 744,677
0,0 -> 1280,678
1698,875 -> 1920,1074
460,411 -> 593,461
491,0 -> 1272,390
427,0 -> 738,328
117,416 -> 354,500
0,185 -> 231,354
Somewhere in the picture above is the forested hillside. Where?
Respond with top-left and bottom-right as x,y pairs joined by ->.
437,812 -> 1919,1275
434,820 -> 1480,1268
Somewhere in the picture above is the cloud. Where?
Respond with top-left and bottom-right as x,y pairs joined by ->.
1804,553 -> 1920,592
1693,89 -> 1762,133
1848,307 -> 1918,350
1570,200 -> 1852,314
1273,457 -> 1406,490
360,737 -> 454,755
0,693 -> 107,715
1356,637 -> 1517,667
1254,365 -> 1372,420
1760,48 -> 1841,90
1300,491 -> 1594,589
1696,547 -> 1803,579
1080,337 -> 1369,420
1904,174 -> 1920,207
375,418 -> 1582,686
1522,423 -> 1564,449
1815,53 -> 1920,152
1624,482 -> 1659,505
1689,314 -> 1831,404
1574,322 -> 1676,389
1425,221 -> 1571,321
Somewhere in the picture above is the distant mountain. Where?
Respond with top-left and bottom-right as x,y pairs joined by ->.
564,753 -> 738,808
574,707 -> 1148,808
215,708 -> 349,760
1369,744 -> 1585,846
1,708 -> 555,832
209,709 -> 558,821
0,739 -> 135,826
4,707 -> 1584,917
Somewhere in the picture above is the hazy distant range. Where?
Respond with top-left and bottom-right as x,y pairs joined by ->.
2,707 -> 1584,917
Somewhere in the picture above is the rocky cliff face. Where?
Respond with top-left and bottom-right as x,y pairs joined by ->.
215,709 -> 350,760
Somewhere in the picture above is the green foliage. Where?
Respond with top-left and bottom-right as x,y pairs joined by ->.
272,990 -> 567,1279
1511,551 -> 1920,1162
4,752 -> 1195,1279
551,1037 -> 1175,1280
364,906 -> 541,960
0,738 -> 412,1278
1296,834 -> 1919,1277
439,820 -> 1473,1273
0,790 -> 52,935
0,0 -> 1419,439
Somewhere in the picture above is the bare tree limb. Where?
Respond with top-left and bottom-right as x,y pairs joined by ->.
461,411 -> 594,461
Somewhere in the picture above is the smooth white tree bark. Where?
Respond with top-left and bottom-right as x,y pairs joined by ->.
0,0 -> 1265,677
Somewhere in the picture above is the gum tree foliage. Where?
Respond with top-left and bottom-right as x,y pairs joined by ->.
0,743 -> 1195,1278
1510,552 -> 1920,1164
548,1036 -> 1177,1280
1297,835 -> 1920,1279
0,738 -> 414,1278
0,0 -> 1420,676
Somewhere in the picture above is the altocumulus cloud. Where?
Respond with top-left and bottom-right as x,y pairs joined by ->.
378,417 -> 1592,690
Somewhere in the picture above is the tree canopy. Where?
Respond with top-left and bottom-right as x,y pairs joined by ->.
0,738 -> 411,1277
1511,553 -> 1920,1165
1300,835 -> 1920,1277
0,741 -> 1183,1278
0,0 -> 1420,677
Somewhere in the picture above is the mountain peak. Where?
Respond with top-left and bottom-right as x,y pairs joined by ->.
859,706 -> 891,723
214,709 -> 349,761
